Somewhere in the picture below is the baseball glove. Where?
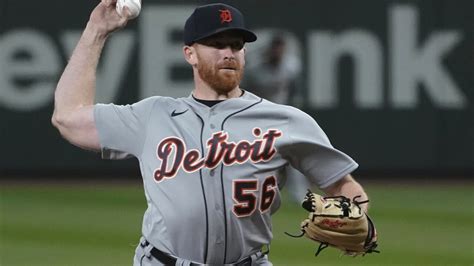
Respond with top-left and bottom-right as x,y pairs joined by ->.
286,190 -> 379,256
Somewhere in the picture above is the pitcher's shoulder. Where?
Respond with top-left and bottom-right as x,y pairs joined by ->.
258,100 -> 311,118
138,96 -> 189,110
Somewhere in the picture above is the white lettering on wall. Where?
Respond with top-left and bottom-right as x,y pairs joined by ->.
0,4 -> 467,111
389,5 -> 465,108
308,30 -> 383,108
0,29 -> 60,111
140,6 -> 195,99
307,4 -> 466,109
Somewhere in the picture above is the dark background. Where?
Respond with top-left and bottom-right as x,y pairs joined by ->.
1,0 -> 472,178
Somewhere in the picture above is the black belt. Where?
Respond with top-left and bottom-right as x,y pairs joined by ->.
141,240 -> 253,266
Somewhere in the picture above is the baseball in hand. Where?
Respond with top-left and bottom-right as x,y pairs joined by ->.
116,0 -> 141,19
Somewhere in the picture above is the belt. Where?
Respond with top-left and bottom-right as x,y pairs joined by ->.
141,240 -> 253,266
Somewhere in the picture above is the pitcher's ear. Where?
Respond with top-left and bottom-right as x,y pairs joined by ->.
183,45 -> 197,65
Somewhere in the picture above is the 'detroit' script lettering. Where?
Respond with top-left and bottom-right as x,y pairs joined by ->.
153,128 -> 282,182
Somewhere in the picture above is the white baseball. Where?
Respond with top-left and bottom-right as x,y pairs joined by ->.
116,0 -> 141,19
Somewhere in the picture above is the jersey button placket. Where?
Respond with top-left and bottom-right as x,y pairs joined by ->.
209,109 -> 217,130
205,109 -> 226,263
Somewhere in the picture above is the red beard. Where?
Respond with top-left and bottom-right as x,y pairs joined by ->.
197,54 -> 243,93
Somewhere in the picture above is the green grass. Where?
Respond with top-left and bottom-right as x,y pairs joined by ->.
1,182 -> 473,265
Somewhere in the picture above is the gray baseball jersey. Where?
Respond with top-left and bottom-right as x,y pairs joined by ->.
94,91 -> 358,264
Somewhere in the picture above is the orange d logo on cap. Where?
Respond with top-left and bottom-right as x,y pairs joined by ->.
183,3 -> 257,45
219,9 -> 233,23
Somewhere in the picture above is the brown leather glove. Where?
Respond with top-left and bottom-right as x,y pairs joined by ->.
287,190 -> 379,256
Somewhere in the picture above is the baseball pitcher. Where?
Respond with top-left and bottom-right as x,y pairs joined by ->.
52,1 -> 377,265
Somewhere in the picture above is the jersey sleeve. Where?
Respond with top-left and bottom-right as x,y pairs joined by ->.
280,109 -> 358,188
93,97 -> 156,160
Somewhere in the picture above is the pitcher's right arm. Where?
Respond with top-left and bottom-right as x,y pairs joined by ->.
51,0 -> 132,151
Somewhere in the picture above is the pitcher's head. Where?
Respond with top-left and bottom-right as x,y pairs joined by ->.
183,4 -> 257,93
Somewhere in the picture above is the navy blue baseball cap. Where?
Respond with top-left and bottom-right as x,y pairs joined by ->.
184,3 -> 257,45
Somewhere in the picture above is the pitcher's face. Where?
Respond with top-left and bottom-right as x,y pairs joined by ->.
194,33 -> 246,93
